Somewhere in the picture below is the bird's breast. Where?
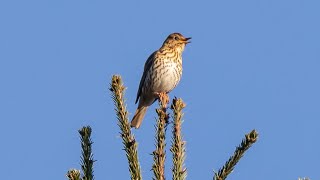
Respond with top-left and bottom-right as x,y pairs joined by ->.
149,58 -> 182,93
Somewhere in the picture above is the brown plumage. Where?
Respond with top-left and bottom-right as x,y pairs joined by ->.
131,33 -> 191,128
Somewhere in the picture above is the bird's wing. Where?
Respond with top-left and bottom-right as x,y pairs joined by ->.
135,51 -> 157,104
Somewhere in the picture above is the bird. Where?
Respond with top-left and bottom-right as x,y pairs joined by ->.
131,32 -> 191,128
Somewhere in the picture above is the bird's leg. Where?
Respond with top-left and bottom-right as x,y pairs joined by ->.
157,92 -> 169,108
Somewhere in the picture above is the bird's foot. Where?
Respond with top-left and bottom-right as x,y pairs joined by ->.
157,92 -> 169,108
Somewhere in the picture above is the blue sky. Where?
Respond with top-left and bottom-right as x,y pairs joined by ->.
1,0 -> 319,179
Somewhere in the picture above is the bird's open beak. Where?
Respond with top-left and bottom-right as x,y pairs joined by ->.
184,37 -> 192,44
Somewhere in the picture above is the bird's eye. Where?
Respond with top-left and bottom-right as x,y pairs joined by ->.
174,36 -> 179,40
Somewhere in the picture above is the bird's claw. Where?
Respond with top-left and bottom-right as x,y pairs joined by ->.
157,92 -> 169,108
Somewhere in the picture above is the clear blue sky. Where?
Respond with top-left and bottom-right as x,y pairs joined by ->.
1,0 -> 319,179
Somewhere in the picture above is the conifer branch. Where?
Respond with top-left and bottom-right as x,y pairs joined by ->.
214,130 -> 258,180
79,126 -> 95,180
170,97 -> 187,180
152,95 -> 169,180
110,75 -> 142,180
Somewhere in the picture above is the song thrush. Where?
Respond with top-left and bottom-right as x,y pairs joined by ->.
131,33 -> 191,128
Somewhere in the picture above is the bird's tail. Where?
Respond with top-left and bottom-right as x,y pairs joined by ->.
131,106 -> 148,129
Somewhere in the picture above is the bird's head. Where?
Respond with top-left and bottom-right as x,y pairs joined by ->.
161,33 -> 191,51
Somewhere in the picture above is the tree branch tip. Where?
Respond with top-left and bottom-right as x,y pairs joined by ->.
246,129 -> 259,143
171,97 -> 186,110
